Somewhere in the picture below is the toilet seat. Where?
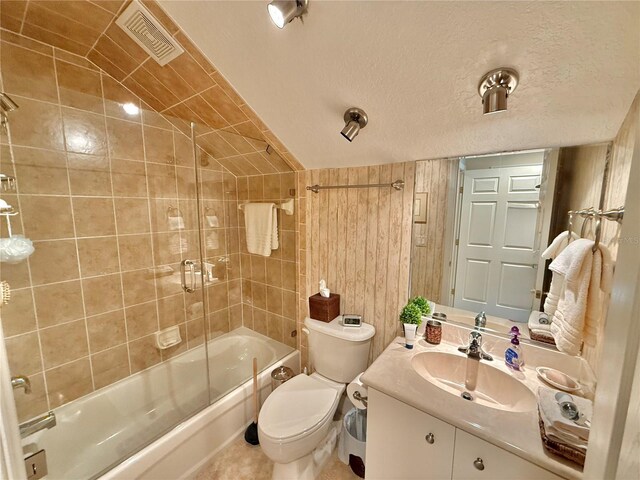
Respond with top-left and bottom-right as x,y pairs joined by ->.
259,374 -> 340,443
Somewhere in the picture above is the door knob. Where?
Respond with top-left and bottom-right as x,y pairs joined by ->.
425,433 -> 435,444
473,457 -> 485,471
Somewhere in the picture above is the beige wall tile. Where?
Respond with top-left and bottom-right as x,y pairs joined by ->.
0,41 -> 58,102
250,255 -> 266,283
12,146 -> 69,195
114,198 -> 151,234
82,274 -> 123,316
118,234 -> 153,271
30,240 -> 80,285
253,308 -> 267,336
40,319 -> 89,369
92,344 -> 130,389
77,236 -> 120,277
5,97 -> 65,151
87,309 -> 126,353
56,59 -> 104,113
125,301 -> 158,340
252,282 -> 266,310
13,372 -> 48,423
5,332 -> 42,376
111,159 -> 148,197
129,334 -> 161,373
106,117 -> 144,161
46,358 -> 93,408
21,195 -> 75,240
67,153 -> 112,196
62,108 -> 108,156
157,293 -> 185,329
267,313 -> 283,343
72,197 -> 116,237
144,126 -> 175,164
0,288 -> 36,337
34,280 -> 84,328
266,286 -> 283,315
121,269 -> 156,306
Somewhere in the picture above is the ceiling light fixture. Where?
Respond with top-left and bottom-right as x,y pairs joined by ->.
341,108 -> 368,142
267,0 -> 308,29
478,68 -> 519,115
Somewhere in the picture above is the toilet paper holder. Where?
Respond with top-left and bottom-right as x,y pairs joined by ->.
352,390 -> 368,408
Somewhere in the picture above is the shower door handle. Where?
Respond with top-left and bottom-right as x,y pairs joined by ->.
181,259 -> 197,293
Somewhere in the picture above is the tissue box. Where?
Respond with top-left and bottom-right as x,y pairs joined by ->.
309,293 -> 340,323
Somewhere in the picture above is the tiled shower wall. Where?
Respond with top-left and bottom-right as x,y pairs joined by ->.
0,34 -> 242,421
237,174 -> 298,350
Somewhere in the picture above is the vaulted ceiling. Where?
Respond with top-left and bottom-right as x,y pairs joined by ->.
159,1 -> 640,169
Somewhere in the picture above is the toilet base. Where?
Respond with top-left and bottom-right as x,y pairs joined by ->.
271,421 -> 340,480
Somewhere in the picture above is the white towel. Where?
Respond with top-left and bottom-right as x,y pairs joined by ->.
541,230 -> 579,261
584,243 -> 613,345
542,231 -> 579,316
538,386 -> 591,450
549,239 -> 609,355
244,203 -> 278,257
528,311 -> 552,334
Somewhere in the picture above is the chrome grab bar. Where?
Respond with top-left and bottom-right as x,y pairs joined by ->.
180,259 -> 196,293
19,411 -> 56,438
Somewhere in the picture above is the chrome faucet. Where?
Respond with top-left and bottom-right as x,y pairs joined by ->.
474,311 -> 487,329
458,331 -> 493,361
19,411 -> 56,438
11,375 -> 31,394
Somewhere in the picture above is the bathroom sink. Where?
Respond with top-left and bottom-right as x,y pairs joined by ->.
411,351 -> 536,412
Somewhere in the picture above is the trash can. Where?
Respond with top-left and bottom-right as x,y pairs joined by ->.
271,366 -> 294,391
338,408 -> 367,478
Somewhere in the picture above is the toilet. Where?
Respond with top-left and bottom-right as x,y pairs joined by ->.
259,316 -> 375,480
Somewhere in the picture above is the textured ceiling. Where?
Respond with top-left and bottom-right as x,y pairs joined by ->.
159,1 -> 640,169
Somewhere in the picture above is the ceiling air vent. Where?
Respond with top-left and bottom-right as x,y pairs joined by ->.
115,0 -> 184,66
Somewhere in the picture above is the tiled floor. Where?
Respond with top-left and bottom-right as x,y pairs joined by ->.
194,435 -> 360,480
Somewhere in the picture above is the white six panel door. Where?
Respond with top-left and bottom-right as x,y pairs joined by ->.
454,165 -> 542,322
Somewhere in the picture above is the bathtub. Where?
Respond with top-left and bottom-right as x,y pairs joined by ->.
21,327 -> 299,480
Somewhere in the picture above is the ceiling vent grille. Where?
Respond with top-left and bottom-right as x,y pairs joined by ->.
115,0 -> 184,66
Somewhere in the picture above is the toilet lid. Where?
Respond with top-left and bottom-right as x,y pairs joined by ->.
260,375 -> 338,440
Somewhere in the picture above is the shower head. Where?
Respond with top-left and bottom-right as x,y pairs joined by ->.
0,93 -> 19,114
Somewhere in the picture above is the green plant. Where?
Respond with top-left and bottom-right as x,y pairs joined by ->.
400,303 -> 422,325
410,296 -> 432,316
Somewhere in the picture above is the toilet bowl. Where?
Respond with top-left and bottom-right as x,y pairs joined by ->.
258,316 -> 375,480
259,374 -> 344,469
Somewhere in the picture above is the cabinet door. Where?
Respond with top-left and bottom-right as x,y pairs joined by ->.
452,429 -> 564,480
366,389 -> 456,480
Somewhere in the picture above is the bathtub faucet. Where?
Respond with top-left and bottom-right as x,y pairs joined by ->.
19,411 -> 56,438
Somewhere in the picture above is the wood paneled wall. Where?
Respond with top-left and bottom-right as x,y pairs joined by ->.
304,163 -> 415,364
584,92 -> 639,372
410,159 -> 458,303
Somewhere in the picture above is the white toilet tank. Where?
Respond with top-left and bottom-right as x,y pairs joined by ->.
304,317 -> 375,383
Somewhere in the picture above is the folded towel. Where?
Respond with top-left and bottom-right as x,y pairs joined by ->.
538,386 -> 591,449
528,311 -> 551,333
244,203 -> 278,257
549,239 -> 594,355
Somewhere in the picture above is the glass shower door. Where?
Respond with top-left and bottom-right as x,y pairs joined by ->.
0,52 -> 210,478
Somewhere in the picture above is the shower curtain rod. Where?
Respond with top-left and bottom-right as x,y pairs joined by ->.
306,179 -> 405,193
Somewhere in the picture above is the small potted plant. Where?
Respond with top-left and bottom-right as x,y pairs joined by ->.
400,303 -> 422,349
410,296 -> 432,336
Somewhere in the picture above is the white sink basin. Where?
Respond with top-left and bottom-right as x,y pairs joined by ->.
411,351 -> 536,413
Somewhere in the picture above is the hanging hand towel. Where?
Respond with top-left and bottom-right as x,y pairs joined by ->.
543,231 -> 579,316
583,243 -> 613,346
549,239 -> 595,355
244,203 -> 278,257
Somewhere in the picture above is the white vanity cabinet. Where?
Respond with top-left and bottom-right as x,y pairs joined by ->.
366,388 -> 456,479
365,389 -> 564,480
452,429 -> 563,480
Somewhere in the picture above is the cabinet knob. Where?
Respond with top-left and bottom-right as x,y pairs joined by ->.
473,457 -> 485,471
425,433 -> 435,444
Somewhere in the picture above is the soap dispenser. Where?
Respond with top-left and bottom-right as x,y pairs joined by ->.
505,326 -> 524,370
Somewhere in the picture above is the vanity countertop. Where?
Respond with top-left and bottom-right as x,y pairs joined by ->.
360,328 -> 585,480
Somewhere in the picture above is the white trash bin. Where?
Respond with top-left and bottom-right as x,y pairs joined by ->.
338,408 -> 367,478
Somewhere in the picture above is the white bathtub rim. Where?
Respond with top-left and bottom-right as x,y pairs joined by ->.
99,349 -> 300,480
